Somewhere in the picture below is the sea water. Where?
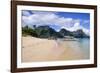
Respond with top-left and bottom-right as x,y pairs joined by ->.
77,38 -> 90,59
57,38 -> 90,59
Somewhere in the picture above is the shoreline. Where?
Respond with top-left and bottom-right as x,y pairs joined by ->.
22,36 -> 89,62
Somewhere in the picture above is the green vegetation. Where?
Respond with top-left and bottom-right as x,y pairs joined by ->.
22,25 -> 64,39
22,26 -> 38,37
22,25 -> 89,39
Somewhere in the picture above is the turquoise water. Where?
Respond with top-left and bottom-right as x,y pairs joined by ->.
57,38 -> 90,59
77,38 -> 90,59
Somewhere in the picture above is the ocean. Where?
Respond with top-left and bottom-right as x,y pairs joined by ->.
77,38 -> 90,59
57,38 -> 90,60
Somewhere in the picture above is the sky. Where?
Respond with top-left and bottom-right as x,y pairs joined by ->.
22,10 -> 90,35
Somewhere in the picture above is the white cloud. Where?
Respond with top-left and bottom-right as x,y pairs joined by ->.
22,11 -> 31,16
62,22 -> 89,35
22,11 -> 89,35
81,27 -> 90,35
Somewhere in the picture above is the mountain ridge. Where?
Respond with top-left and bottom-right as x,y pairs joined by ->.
22,25 -> 90,38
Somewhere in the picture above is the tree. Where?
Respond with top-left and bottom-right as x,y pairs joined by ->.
22,25 -> 38,37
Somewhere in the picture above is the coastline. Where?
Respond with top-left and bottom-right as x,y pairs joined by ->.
22,36 -> 89,62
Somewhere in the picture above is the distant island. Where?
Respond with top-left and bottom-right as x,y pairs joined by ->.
22,25 -> 89,39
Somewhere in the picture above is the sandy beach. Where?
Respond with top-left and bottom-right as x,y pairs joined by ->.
22,36 -> 89,62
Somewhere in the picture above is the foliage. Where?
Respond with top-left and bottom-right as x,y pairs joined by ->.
22,26 -> 38,37
22,25 -> 89,39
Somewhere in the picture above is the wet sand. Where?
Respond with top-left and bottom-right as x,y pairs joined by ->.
22,36 -> 88,62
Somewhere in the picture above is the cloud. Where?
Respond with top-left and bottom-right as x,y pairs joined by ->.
62,21 -> 89,35
22,11 -> 31,16
22,11 -> 90,35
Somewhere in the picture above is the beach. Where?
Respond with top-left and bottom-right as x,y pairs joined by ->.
22,36 -> 89,62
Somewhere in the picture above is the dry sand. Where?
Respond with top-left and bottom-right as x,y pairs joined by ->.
22,36 -> 86,62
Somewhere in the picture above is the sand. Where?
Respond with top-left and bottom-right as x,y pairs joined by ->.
22,36 -> 87,62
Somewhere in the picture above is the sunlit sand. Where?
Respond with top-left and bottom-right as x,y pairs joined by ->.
22,36 -> 89,62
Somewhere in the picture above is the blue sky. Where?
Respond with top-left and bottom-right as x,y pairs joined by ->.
22,10 -> 90,35
56,12 -> 90,29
